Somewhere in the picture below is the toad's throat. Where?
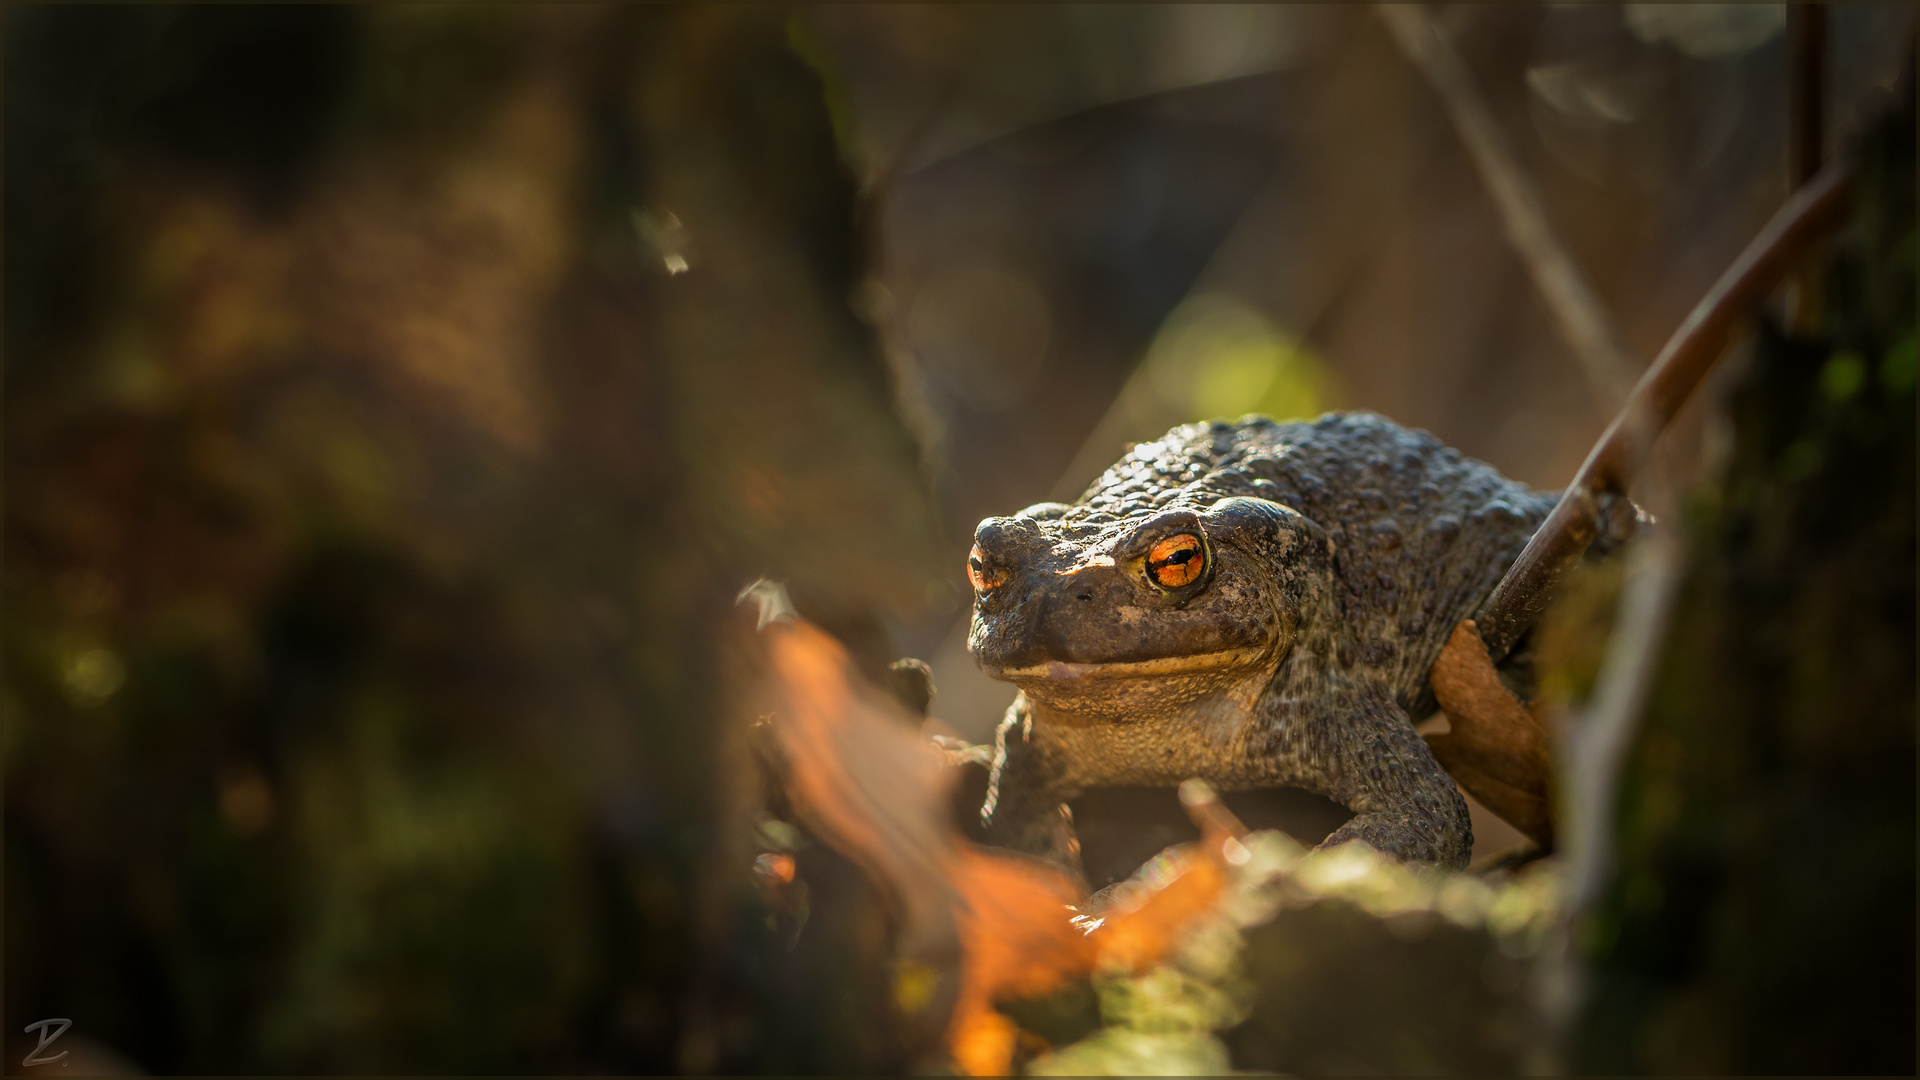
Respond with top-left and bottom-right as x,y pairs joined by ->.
985,644 -> 1272,684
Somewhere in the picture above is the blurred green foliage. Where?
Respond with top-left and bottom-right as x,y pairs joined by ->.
5,6 -> 945,1073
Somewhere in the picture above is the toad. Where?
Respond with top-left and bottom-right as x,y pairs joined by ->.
967,412 -> 1556,873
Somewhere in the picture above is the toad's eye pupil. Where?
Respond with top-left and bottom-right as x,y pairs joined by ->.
1146,534 -> 1205,588
967,544 -> 1005,593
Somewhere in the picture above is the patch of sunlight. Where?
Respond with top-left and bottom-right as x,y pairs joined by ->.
1144,293 -> 1332,424
1029,833 -> 1564,1075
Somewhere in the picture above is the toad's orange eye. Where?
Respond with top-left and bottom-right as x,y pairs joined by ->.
967,544 -> 1007,593
1146,534 -> 1205,589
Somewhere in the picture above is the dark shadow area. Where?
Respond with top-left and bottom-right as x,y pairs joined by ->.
1072,785 -> 1354,890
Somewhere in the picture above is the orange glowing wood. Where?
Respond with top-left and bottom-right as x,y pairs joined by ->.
751,600 -> 1244,1075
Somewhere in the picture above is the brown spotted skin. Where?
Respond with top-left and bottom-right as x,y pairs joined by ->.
969,412 -> 1555,871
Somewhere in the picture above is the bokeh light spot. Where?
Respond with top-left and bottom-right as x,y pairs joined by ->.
63,646 -> 127,706
1144,293 -> 1331,423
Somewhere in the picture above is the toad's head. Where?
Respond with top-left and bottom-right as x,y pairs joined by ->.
966,494 -> 1331,721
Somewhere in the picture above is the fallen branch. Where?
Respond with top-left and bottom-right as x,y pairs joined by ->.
1474,157 -> 1856,661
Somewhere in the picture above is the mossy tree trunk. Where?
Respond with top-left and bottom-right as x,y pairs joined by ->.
1571,76 -> 1915,1074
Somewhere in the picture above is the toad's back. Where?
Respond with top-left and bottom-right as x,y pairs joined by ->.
1067,412 -> 1555,710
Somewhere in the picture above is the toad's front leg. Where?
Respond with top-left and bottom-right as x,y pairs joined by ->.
1295,684 -> 1474,868
979,693 -> 1088,891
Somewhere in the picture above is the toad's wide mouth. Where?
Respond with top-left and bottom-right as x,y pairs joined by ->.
983,644 -> 1273,685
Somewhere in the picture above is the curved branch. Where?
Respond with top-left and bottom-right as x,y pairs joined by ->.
1476,158 -> 1856,659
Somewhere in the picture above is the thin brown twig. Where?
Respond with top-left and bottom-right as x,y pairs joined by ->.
1475,157 -> 1856,660
1789,4 -> 1828,190
1376,3 -> 1639,413
1786,4 -> 1827,332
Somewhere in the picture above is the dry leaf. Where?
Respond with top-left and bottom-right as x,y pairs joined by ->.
1425,620 -> 1555,848
749,592 -> 1248,1075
